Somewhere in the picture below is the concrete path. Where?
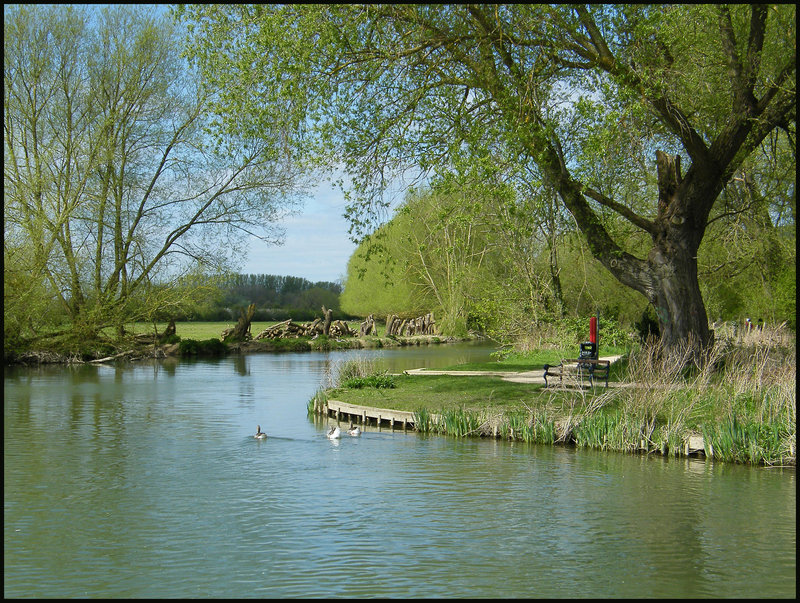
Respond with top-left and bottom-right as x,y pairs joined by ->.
402,355 -> 625,386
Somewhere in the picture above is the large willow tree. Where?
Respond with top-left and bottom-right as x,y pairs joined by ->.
180,4 -> 795,358
4,5 -> 305,343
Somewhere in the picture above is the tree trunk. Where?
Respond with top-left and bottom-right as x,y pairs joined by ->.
224,303 -> 255,342
321,305 -> 333,336
648,244 -> 713,358
646,151 -> 713,359
158,318 -> 176,342
548,243 -> 565,317
550,150 -> 717,362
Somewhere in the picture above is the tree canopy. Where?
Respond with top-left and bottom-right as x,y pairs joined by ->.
4,5 -> 307,343
180,4 -> 795,357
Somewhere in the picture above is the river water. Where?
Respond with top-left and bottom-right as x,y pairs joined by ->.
4,343 -> 796,598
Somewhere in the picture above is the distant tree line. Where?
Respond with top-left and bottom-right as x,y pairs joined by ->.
190,274 -> 351,323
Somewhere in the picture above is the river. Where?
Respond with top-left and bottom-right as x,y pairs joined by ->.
4,343 -> 796,598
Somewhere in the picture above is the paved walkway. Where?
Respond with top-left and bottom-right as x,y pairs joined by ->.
402,355 -> 626,386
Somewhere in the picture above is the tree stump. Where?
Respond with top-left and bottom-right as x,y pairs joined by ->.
321,305 -> 333,336
158,318 -> 176,342
360,314 -> 376,336
385,314 -> 397,336
223,303 -> 256,342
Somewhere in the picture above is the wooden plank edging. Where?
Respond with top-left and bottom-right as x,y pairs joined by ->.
324,399 -> 425,429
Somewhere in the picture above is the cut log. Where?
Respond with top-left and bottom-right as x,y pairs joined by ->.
89,349 -> 136,363
255,319 -> 291,339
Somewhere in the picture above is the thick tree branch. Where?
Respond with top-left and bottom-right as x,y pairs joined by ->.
582,186 -> 656,234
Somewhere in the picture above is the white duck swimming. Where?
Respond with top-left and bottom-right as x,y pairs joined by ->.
347,423 -> 361,437
254,425 -> 267,440
326,425 -> 341,439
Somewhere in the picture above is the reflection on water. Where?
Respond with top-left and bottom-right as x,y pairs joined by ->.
4,345 -> 796,598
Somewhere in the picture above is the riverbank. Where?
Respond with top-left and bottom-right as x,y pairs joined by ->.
311,344 -> 796,467
5,332 -> 477,366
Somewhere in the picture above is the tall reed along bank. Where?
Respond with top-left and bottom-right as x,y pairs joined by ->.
312,329 -> 796,467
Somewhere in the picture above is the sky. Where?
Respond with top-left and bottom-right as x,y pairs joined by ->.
238,179 -> 359,285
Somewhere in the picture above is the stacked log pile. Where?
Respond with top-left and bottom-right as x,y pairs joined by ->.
224,305 -> 437,341
385,312 -> 436,336
254,317 -> 355,340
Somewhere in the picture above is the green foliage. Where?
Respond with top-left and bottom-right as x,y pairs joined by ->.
772,266 -> 796,330
340,233 -> 428,319
341,374 -> 396,389
213,274 -> 345,321
178,338 -> 228,356
702,416 -> 791,465
697,129 -> 796,328
179,4 -> 795,356
555,237 -> 651,326
267,338 -> 312,352
4,5 -> 305,344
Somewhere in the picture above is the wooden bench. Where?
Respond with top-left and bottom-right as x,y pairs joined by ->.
542,358 -> 610,389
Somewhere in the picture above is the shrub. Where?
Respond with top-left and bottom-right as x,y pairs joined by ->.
179,338 -> 227,356
341,374 -> 396,389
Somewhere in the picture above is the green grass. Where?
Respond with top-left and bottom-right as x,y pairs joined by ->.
326,373 -> 614,415
320,335 -> 796,466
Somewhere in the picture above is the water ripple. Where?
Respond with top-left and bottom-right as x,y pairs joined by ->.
4,351 -> 796,598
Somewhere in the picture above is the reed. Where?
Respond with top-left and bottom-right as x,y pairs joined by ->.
505,412 -> 526,441
613,332 -> 795,464
413,408 -> 437,433
307,389 -> 329,415
701,415 -> 789,465
440,407 -> 482,437
484,408 -> 556,444
325,356 -> 389,389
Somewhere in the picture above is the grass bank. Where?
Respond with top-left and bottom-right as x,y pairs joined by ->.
6,321 -> 473,364
313,330 -> 796,467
